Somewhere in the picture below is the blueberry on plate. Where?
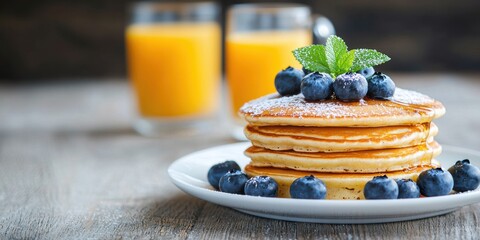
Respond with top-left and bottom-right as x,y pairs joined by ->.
244,176 -> 278,197
356,67 -> 375,79
367,72 -> 396,100
219,170 -> 248,194
448,159 -> 480,192
333,73 -> 368,101
290,175 -> 327,199
417,168 -> 454,197
207,160 -> 241,190
395,179 -> 420,199
300,72 -> 334,101
274,66 -> 304,96
364,175 -> 398,199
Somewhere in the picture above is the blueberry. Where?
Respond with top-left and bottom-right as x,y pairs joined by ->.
289,175 -> 327,199
367,72 -> 396,100
417,168 -> 454,197
302,67 -> 313,75
395,179 -> 420,199
356,67 -> 375,79
207,160 -> 241,190
300,72 -> 334,101
219,170 -> 248,194
448,159 -> 480,192
274,66 -> 304,96
363,175 -> 398,199
333,73 -> 368,101
244,176 -> 278,197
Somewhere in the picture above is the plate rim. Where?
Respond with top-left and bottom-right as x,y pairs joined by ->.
168,142 -> 480,223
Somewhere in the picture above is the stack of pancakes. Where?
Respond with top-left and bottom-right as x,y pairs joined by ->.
239,88 -> 446,200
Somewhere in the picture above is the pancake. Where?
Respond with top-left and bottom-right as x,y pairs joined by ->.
244,161 -> 440,200
245,123 -> 438,152
239,88 -> 445,127
245,141 -> 441,173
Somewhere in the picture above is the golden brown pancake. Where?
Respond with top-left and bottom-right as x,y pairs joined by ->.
239,88 -> 445,127
245,141 -> 440,173
245,123 -> 438,152
239,87 -> 445,200
244,161 -> 440,200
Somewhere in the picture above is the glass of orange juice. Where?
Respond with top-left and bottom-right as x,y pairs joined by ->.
126,2 -> 221,136
226,4 -> 335,139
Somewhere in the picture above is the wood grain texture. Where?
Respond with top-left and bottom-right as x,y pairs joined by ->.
0,75 -> 479,239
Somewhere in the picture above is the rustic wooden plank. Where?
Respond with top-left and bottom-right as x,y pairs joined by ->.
0,77 -> 479,239
0,130 -> 233,238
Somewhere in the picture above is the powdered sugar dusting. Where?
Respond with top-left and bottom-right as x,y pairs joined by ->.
240,88 -> 436,119
393,88 -> 434,105
240,94 -> 369,118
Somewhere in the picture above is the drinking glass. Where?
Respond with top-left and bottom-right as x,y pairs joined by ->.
126,2 -> 221,136
226,3 -> 335,139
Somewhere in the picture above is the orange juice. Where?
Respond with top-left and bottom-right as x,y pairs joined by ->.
126,23 -> 221,117
226,30 -> 312,117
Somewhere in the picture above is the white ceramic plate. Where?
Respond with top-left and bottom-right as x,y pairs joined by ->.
168,142 -> 480,224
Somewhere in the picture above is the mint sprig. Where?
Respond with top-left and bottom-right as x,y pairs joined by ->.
292,35 -> 390,78
350,49 -> 390,72
292,45 -> 329,73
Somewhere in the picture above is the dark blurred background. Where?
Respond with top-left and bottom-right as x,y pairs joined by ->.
1,0 -> 479,81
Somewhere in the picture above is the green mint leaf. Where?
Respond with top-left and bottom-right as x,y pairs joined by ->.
292,35 -> 391,77
292,45 -> 329,72
337,50 -> 356,75
350,49 -> 391,72
325,35 -> 349,77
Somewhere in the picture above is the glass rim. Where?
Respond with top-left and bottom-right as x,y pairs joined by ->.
128,1 -> 219,23
228,3 -> 310,13
129,1 -> 219,12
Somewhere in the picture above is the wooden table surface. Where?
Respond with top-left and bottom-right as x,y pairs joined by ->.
1,74 -> 479,239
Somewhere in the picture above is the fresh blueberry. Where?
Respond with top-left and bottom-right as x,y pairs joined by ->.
207,160 -> 241,190
448,159 -> 480,192
244,176 -> 278,197
367,72 -> 396,100
333,73 -> 368,101
417,168 -> 454,197
289,175 -> 327,199
219,170 -> 248,194
395,179 -> 420,199
356,67 -> 375,79
302,67 -> 313,75
363,175 -> 398,199
300,72 -> 334,101
274,66 -> 304,96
